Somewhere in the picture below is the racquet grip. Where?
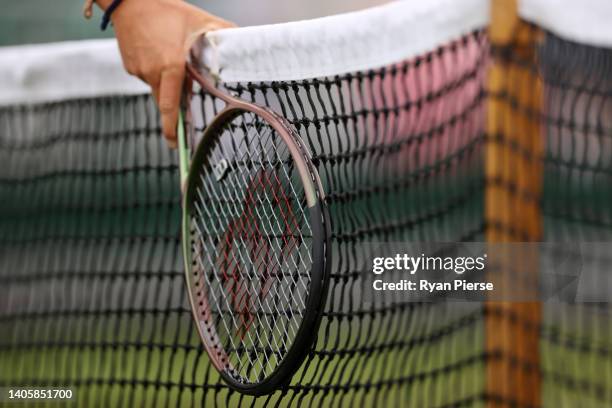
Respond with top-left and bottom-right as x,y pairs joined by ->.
177,110 -> 189,191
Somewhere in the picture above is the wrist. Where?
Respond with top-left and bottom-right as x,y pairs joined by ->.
94,0 -> 114,11
110,0 -> 185,25
99,0 -> 125,30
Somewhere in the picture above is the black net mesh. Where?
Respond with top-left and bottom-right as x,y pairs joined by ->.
539,31 -> 612,406
0,24 -> 611,407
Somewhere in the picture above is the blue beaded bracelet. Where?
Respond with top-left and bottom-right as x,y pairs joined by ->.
101,0 -> 124,31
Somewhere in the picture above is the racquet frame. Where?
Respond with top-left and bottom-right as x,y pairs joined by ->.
178,63 -> 331,395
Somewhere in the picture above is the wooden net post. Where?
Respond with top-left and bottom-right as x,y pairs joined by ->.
486,0 -> 543,406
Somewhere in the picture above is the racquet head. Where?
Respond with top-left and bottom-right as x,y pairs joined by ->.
178,63 -> 330,395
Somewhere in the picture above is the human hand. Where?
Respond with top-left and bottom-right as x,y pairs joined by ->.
96,0 -> 234,147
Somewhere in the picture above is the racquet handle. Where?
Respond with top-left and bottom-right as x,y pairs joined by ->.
177,110 -> 189,192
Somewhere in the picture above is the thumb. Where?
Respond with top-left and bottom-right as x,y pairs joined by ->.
158,64 -> 186,148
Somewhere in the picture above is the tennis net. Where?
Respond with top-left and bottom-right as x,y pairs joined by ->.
1,0 -> 611,406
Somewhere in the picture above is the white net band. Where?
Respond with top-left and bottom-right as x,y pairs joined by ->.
2,0 -> 612,105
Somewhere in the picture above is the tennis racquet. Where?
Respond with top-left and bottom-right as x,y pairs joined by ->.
177,59 -> 331,395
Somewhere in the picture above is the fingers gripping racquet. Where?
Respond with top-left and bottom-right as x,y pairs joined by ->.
178,63 -> 330,395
